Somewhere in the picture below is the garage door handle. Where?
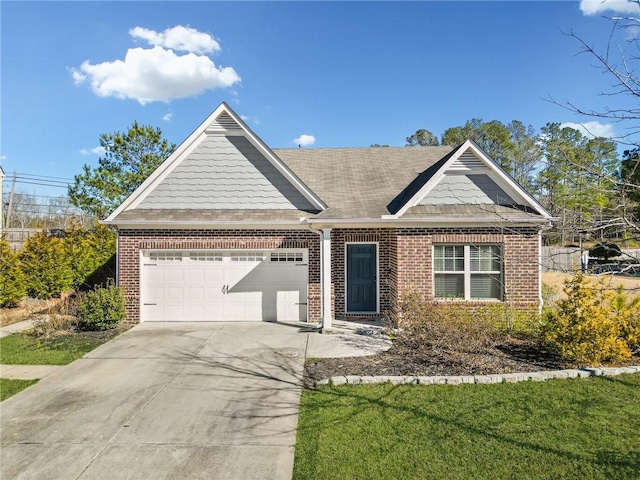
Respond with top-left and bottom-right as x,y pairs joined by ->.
295,302 -> 308,305
144,303 -> 157,306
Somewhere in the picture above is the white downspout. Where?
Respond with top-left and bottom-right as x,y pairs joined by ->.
321,228 -> 333,330
538,228 -> 543,313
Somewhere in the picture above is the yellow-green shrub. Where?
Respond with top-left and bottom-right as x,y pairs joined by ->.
542,273 -> 631,365
611,286 -> 640,353
0,239 -> 26,307
20,233 -> 73,299
64,223 -> 116,289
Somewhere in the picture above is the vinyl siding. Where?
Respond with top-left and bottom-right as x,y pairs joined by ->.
419,174 -> 516,206
138,135 -> 316,210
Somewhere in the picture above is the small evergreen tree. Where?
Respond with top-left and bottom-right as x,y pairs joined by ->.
20,232 -> 73,299
0,239 -> 26,307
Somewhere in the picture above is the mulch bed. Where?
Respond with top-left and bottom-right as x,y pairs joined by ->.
303,338 -> 638,388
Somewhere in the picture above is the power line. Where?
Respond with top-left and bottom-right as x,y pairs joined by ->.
3,179 -> 69,188
4,172 -> 74,182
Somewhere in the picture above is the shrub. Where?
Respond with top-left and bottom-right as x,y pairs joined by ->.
589,242 -> 622,260
29,314 -> 79,340
611,286 -> 640,354
64,223 -> 116,289
0,239 -> 26,307
77,284 -> 126,331
20,232 -> 73,299
541,273 -> 631,365
542,282 -> 560,309
398,292 -> 502,355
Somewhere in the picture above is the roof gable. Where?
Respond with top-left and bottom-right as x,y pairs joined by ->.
391,140 -> 551,219
106,103 -> 325,222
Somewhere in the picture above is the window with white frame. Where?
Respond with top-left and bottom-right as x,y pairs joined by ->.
433,245 -> 502,300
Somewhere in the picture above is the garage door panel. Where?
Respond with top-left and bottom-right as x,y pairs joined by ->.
164,270 -> 184,284
186,286 -> 206,302
164,306 -> 185,321
185,268 -> 206,283
141,250 -> 308,322
205,269 -> 225,283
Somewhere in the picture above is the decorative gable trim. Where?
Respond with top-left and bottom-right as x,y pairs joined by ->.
392,140 -> 551,219
106,103 -> 326,222
205,111 -> 243,135
447,150 -> 488,173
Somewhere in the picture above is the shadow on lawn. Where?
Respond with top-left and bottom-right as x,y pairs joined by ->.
303,378 -> 640,477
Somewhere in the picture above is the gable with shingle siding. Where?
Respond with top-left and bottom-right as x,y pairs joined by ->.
138,135 -> 317,211
418,174 -> 516,206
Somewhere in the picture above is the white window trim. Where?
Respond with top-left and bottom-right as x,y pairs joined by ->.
344,241 -> 380,314
433,244 -> 503,301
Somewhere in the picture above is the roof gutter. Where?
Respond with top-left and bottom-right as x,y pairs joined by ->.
305,216 -> 553,226
101,215 -> 554,229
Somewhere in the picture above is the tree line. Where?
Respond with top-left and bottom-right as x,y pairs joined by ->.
402,119 -> 639,246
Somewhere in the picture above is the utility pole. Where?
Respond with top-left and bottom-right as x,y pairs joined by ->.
6,171 -> 17,229
0,166 -> 4,231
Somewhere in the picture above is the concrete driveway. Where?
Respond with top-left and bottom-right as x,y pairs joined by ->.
1,322 -> 311,480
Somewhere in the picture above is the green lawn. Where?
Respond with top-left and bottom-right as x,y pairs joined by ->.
294,374 -> 640,480
0,378 -> 38,401
0,329 -> 124,365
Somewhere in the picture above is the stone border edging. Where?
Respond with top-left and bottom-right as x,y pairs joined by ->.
317,365 -> 640,386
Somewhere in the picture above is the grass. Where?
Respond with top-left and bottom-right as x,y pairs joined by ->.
294,374 -> 640,480
0,329 -> 124,365
543,272 -> 640,299
0,378 -> 38,401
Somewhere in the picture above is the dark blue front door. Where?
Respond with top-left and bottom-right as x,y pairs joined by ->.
346,244 -> 377,312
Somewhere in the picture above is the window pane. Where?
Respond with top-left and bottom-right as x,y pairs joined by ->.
434,245 -> 464,271
471,245 -> 501,272
435,274 -> 464,298
470,274 -> 502,299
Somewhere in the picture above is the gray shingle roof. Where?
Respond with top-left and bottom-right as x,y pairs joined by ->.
112,145 -> 545,224
273,146 -> 454,218
114,208 -> 310,223
402,204 -> 544,220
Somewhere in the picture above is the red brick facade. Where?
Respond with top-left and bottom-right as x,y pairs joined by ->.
117,226 -> 541,323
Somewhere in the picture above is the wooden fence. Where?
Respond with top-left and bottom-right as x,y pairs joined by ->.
1,228 -> 45,251
542,247 -> 640,272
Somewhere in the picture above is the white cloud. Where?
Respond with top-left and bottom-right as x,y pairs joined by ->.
293,134 -> 316,147
560,121 -> 616,138
129,26 -> 220,54
162,113 -> 173,122
72,45 -> 240,105
240,114 -> 259,125
71,25 -> 240,104
80,146 -> 107,156
580,0 -> 640,15
1,154 -> 7,161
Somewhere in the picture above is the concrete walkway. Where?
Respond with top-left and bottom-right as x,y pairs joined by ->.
0,318 -> 38,338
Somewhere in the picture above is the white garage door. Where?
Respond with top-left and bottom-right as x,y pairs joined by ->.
141,249 -> 308,322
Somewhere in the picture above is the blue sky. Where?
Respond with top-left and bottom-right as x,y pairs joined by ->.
1,0 -> 638,198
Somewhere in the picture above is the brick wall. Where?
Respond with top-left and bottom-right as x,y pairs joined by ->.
117,229 -> 320,323
395,226 -> 541,312
117,226 -> 541,324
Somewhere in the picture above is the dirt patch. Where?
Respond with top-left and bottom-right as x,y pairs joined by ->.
303,338 -> 638,388
0,293 -> 76,327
